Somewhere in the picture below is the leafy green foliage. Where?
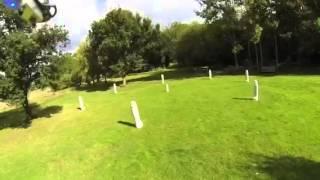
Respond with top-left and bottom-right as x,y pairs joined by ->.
173,0 -> 320,68
174,22 -> 233,67
162,22 -> 193,64
88,9 -> 167,84
48,53 -> 79,91
0,6 -> 68,121
251,24 -> 263,45
316,18 -> 320,31
73,41 -> 90,86
110,53 -> 145,78
0,32 -> 39,104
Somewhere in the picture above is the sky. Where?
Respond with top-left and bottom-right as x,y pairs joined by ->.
49,0 -> 203,52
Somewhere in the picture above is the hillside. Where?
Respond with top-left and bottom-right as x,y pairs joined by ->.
0,70 -> 320,179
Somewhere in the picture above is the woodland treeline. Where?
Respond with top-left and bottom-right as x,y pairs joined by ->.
72,0 -> 320,86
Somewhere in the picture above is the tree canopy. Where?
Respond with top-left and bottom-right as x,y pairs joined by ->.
1,2 -> 320,123
0,5 -> 68,122
194,0 -> 320,68
87,9 -> 168,85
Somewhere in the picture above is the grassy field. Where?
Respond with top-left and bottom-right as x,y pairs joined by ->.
0,69 -> 320,180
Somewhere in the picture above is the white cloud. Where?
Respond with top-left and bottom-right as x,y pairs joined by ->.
49,0 -> 107,51
48,0 -> 203,51
105,0 -> 203,25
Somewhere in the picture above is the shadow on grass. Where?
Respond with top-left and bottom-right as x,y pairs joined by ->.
118,121 -> 136,128
75,83 -> 113,92
74,69 -> 206,92
248,154 -> 320,180
221,66 -> 320,76
233,97 -> 254,101
73,67 -> 320,92
0,104 -> 63,130
127,69 -> 206,84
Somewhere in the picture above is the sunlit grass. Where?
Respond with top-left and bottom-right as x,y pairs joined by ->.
0,70 -> 320,179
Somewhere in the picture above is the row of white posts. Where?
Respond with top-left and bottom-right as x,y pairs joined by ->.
112,74 -> 170,94
209,69 -> 259,101
112,74 -> 170,95
78,69 -> 259,129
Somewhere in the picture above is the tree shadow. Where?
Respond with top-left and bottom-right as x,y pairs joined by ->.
31,104 -> 63,119
0,104 -> 63,130
273,66 -> 320,76
73,67 -> 320,93
247,154 -> 320,180
244,66 -> 320,76
75,83 -> 113,92
74,69 -> 207,92
117,121 -> 136,128
127,68 -> 207,84
233,97 -> 254,101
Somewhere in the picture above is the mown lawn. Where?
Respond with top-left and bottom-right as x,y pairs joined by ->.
0,69 -> 320,180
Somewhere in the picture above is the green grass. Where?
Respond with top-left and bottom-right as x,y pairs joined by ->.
0,69 -> 320,179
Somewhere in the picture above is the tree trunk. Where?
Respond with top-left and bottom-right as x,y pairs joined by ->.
96,74 -> 100,83
231,32 -> 239,69
86,77 -> 91,86
274,34 -> 279,67
161,56 -> 166,69
233,53 -> 239,69
254,44 -> 259,71
259,41 -> 264,69
287,39 -> 291,63
79,78 -> 82,86
22,89 -> 32,123
248,41 -> 252,64
104,74 -> 108,84
123,77 -> 127,86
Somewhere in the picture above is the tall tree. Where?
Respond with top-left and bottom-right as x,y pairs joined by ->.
48,53 -> 79,90
197,0 -> 246,68
89,9 -> 162,85
162,22 -> 191,62
73,40 -> 90,86
0,24 -> 68,122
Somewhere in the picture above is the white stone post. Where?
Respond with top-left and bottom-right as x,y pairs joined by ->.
166,84 -> 170,93
246,70 -> 250,82
161,74 -> 165,85
131,101 -> 143,129
79,96 -> 85,111
113,83 -> 118,94
209,69 -> 213,79
253,80 -> 259,101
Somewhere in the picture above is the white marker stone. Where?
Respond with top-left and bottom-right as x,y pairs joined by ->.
161,74 -> 165,84
131,101 -> 143,129
78,96 -> 85,111
246,70 -> 250,82
209,69 -> 213,79
166,84 -> 170,93
123,78 -> 127,86
113,83 -> 118,94
253,80 -> 259,101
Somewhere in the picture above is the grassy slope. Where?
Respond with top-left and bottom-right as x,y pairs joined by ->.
0,70 -> 320,180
